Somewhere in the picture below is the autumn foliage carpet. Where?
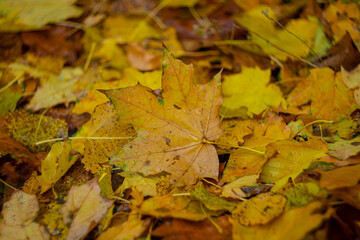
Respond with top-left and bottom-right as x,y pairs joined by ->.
1,0 -> 360,239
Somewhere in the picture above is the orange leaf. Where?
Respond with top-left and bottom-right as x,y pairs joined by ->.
104,49 -> 223,185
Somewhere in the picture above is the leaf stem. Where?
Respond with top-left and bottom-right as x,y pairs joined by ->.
110,195 -> 131,204
172,193 -> 191,196
204,140 -> 265,155
200,203 -> 223,233
0,73 -> 23,93
0,178 -> 17,190
290,120 -> 334,140
84,42 -> 97,71
35,136 -> 134,145
201,178 -> 223,189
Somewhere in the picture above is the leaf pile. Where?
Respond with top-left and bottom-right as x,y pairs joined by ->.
1,1 -> 360,239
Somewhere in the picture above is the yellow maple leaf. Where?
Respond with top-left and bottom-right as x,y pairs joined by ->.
222,66 -> 285,117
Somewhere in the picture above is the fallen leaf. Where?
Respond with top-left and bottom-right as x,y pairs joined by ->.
328,136 -> 360,160
41,141 -> 80,187
231,201 -> 331,240
232,192 -> 286,226
152,215 -> 232,240
72,78 -> 139,115
93,38 -> 129,70
191,184 -> 237,212
281,182 -> 327,209
221,175 -> 258,199
233,6 -> 318,61
59,178 -> 114,240
330,185 -> 360,210
219,112 -> 291,183
97,212 -> 150,240
118,172 -> 164,197
125,42 -> 161,71
342,64 -> 360,105
0,190 -> 49,240
215,120 -> 254,153
5,110 -> 68,152
0,85 -> 22,116
140,194 -> 223,221
27,67 -> 83,111
259,139 -> 328,191
328,119 -> 358,140
166,0 -> 200,8
123,68 -> 162,90
0,117 -> 45,167
287,67 -> 358,120
103,15 -> 159,44
41,202 -> 69,239
0,0 -> 82,31
317,33 -> 360,71
221,151 -> 265,184
221,66 -> 285,117
319,164 -> 360,190
104,49 -> 223,185
72,102 -> 135,173
324,3 -> 360,44
97,166 -> 115,198
21,26 -> 82,64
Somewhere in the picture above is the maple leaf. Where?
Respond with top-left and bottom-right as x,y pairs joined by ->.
104,48 -> 223,185
287,68 -> 358,120
221,66 -> 285,118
